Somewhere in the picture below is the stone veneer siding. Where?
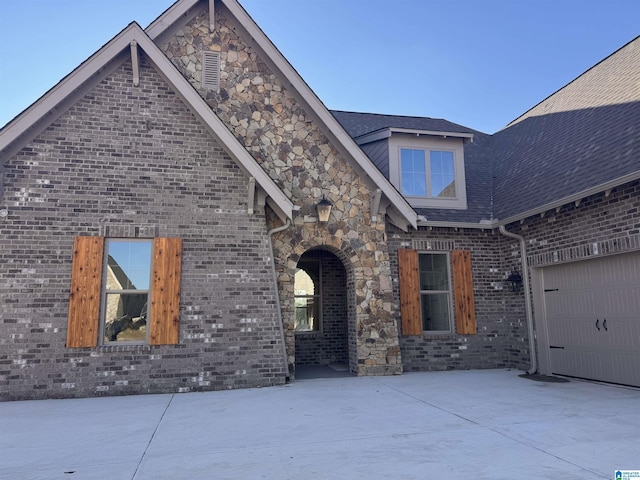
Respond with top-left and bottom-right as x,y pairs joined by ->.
0,57 -> 287,400
294,250 -> 348,366
161,5 -> 402,376
387,226 -> 530,372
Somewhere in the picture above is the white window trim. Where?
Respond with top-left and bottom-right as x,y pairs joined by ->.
389,135 -> 467,209
419,251 -> 455,334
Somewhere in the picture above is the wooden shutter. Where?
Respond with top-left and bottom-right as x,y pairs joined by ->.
150,238 -> 182,345
398,249 -> 422,335
452,250 -> 477,335
67,236 -> 104,347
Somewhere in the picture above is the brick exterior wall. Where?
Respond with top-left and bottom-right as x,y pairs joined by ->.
3,2 -> 636,401
0,57 -> 287,400
515,181 -> 640,266
387,226 -> 529,372
386,182 -> 640,374
294,250 -> 348,366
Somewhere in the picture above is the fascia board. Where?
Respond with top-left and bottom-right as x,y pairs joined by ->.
145,0 -> 201,39
417,170 -> 640,230
220,0 -> 417,229
0,24 -> 140,153
356,128 -> 474,146
132,29 -> 293,220
495,171 -> 640,227
417,219 -> 496,230
389,128 -> 474,140
0,21 -> 293,220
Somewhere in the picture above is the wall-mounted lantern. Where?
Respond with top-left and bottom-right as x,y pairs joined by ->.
316,196 -> 333,223
506,270 -> 523,293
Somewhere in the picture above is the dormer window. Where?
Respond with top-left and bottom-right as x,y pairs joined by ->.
389,134 -> 468,210
400,148 -> 456,198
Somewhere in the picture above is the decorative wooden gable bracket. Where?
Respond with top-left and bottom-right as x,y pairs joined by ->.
130,40 -> 140,87
247,176 -> 256,215
255,186 -> 291,224
375,193 -> 411,231
370,189 -> 382,222
372,193 -> 400,228
209,0 -> 215,32
386,206 -> 409,232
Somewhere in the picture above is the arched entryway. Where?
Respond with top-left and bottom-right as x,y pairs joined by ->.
293,248 -> 353,376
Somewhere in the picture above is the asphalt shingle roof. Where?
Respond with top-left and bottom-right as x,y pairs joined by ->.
331,36 -> 640,225
330,111 -> 476,139
492,36 -> 640,221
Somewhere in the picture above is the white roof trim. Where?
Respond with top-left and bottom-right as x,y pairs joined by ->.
219,0 -> 417,229
0,22 -> 293,221
145,0 -> 200,39
417,170 -> 640,229
355,128 -> 474,146
417,219 -> 496,230
143,0 -> 416,228
495,170 -> 640,227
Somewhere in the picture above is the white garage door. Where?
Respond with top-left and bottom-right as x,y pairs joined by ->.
541,251 -> 640,387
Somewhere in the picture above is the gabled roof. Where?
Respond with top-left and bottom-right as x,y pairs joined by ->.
331,111 -> 477,140
144,0 -> 417,229
0,22 -> 293,221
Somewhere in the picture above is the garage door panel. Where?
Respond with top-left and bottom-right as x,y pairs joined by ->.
611,353 -> 640,386
601,252 -> 640,284
542,251 -> 640,387
550,349 -> 612,382
599,287 -> 640,317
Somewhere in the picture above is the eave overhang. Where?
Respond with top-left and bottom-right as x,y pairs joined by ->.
217,0 -> 418,229
355,127 -> 474,146
417,170 -> 640,230
0,21 -> 293,221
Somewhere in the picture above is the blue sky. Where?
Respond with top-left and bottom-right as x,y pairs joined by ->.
0,0 -> 638,133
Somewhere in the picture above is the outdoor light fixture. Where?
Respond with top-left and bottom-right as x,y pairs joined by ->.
316,196 -> 332,223
506,270 -> 523,293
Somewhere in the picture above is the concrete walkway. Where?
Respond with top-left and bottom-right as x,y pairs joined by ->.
1,369 -> 639,479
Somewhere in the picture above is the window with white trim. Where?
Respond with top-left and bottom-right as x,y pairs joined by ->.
389,135 -> 467,209
400,148 -> 456,198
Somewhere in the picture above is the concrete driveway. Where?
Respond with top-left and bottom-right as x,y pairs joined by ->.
1,369 -> 639,479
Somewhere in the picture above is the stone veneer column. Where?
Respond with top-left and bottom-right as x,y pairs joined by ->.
161,6 -> 402,375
